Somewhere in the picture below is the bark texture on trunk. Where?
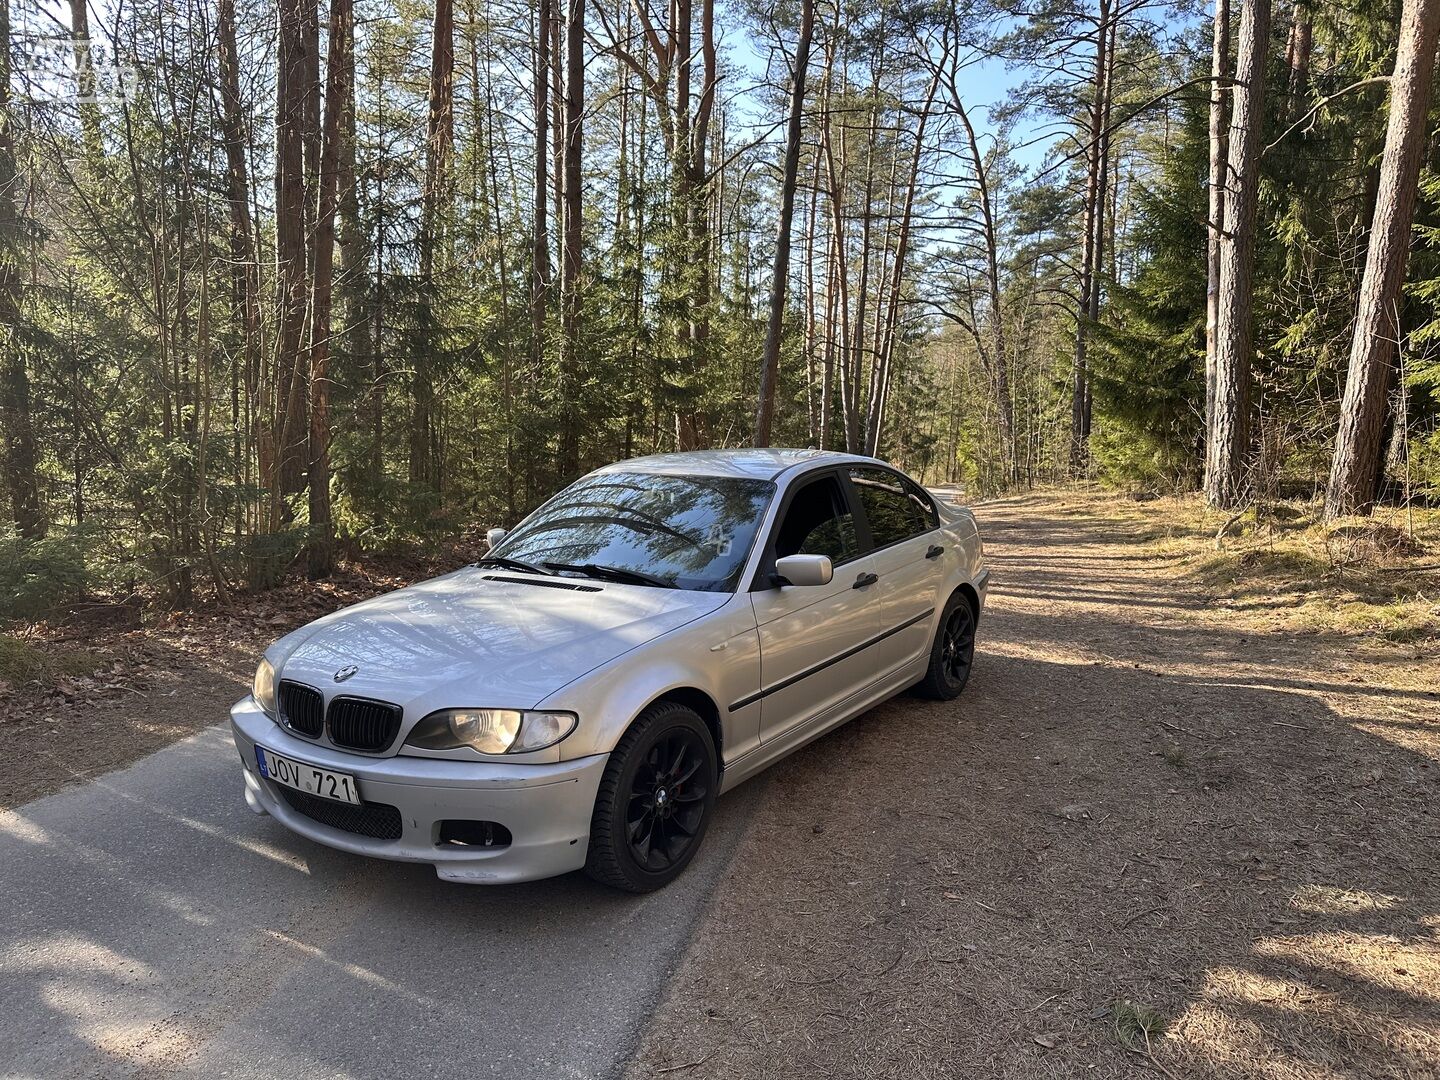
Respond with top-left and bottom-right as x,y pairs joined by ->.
1325,0 -> 1440,518
306,0 -> 353,577
753,0 -> 815,447
411,0 -> 455,489
273,0 -> 317,521
1285,1 -> 1312,103
1205,0 -> 1271,509
558,0 -> 584,475
1070,0 -> 1111,474
530,0 -> 551,395
218,0 -> 262,500
1205,0 -> 1230,449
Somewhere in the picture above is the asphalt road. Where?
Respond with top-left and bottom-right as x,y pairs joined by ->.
0,726 -> 761,1080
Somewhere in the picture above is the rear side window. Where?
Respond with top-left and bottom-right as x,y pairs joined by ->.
773,475 -> 858,564
848,467 -> 936,549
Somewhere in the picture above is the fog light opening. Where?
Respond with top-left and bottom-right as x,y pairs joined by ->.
437,820 -> 512,849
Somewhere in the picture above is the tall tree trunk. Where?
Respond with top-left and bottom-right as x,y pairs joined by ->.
273,0 -> 316,524
866,63 -> 942,457
335,14 -> 366,430
671,0 -> 699,449
1205,0 -> 1272,509
818,29 -> 850,453
531,0 -> 551,401
1285,1 -> 1312,105
217,0 -> 262,524
67,0 -> 103,168
1206,0 -> 1230,458
803,151 -> 822,444
754,0 -> 815,447
686,0 -> 717,448
557,0 -> 584,475
307,0 -> 353,578
412,0 -> 454,490
1325,0 -> 1440,517
954,96 -> 1016,482
368,65 -> 389,490
0,0 -> 41,539
849,89 -> 880,455
1071,0 -> 1111,474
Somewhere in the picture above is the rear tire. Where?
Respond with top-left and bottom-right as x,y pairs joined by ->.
584,701 -> 717,892
915,591 -> 977,700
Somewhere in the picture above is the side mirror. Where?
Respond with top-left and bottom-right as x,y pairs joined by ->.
486,527 -> 507,548
774,554 -> 833,587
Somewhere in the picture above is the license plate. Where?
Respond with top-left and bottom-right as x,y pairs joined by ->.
256,746 -> 361,805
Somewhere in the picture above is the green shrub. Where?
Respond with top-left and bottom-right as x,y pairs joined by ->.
0,527 -> 90,621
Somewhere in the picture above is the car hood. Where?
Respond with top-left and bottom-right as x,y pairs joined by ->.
272,569 -> 726,712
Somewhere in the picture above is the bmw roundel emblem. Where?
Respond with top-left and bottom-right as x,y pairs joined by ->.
333,664 -> 360,683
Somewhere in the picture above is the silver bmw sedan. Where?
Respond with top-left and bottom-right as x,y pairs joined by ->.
230,449 -> 988,891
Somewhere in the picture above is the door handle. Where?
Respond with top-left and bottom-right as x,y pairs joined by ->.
926,545 -> 945,560
852,572 -> 878,589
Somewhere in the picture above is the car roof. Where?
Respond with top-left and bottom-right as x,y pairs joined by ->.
591,448 -> 881,482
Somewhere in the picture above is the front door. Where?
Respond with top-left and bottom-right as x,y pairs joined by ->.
748,472 -> 881,742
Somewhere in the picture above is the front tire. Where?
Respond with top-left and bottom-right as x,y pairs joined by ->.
916,591 -> 977,700
585,701 -> 717,892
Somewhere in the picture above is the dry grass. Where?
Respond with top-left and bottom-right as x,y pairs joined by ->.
1093,493 -> 1440,646
625,489 -> 1440,1080
0,634 -> 101,690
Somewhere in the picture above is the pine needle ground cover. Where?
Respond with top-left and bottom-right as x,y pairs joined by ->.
628,491 -> 1439,1080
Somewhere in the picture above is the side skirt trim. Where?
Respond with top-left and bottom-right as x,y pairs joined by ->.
728,607 -> 935,713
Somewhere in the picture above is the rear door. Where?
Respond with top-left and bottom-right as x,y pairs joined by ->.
844,465 -> 946,678
748,471 -> 882,742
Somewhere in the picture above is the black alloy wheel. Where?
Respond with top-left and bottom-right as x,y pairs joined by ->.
940,603 -> 976,687
624,727 -> 709,873
916,590 -> 978,700
586,701 -> 717,891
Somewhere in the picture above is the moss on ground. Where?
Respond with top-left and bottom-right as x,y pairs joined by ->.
0,635 -> 101,688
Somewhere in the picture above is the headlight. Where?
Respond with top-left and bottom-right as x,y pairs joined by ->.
404,709 -> 577,754
253,658 -> 278,718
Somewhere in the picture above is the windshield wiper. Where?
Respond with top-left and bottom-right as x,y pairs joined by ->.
542,561 -> 676,589
471,556 -> 553,576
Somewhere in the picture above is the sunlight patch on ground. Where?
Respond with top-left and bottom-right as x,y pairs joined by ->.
1289,885 -> 1401,916
1166,929 -> 1440,1080
1254,930 -> 1440,1002
0,811 -> 54,846
1351,718 -> 1440,763
2,935 -> 158,983
1169,960 -> 1440,1079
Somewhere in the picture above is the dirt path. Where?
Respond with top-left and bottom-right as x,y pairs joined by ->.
627,492 -> 1440,1080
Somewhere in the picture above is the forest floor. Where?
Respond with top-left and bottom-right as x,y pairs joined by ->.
626,489 -> 1440,1080
3,489 -> 1438,1079
0,552 -> 454,810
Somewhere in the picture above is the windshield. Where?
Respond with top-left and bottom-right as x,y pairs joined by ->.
491,472 -> 776,592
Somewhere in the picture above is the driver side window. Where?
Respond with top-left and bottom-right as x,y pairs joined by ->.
773,475 -> 858,565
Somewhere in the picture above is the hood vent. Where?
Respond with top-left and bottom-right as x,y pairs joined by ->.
480,574 -> 602,593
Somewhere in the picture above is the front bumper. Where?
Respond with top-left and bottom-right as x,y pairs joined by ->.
230,696 -> 607,884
